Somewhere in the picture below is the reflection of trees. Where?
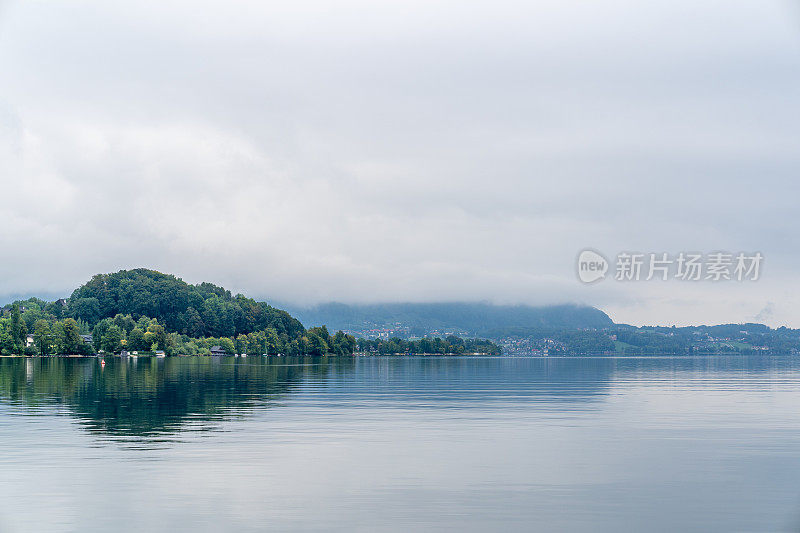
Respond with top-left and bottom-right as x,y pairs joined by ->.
10,355 -> 769,437
0,356 -> 348,436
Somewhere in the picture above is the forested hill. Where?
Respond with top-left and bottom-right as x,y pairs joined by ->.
284,302 -> 613,336
66,269 -> 304,338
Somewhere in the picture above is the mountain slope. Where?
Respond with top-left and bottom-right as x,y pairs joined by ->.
284,302 -> 613,336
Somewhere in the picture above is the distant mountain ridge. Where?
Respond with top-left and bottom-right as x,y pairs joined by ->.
283,302 -> 613,337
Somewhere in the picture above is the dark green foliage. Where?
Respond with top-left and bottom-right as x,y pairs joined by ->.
10,304 -> 25,355
9,307 -> 357,357
67,269 -> 305,339
217,337 -> 235,355
356,336 -> 502,355
128,328 -> 146,351
101,325 -> 124,353
92,319 -> 113,352
70,298 -> 101,325
113,314 -> 136,334
57,318 -> 84,355
307,332 -> 328,356
33,320 -> 54,356
235,334 -> 248,355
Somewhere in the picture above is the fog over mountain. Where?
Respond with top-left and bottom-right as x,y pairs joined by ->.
284,302 -> 613,336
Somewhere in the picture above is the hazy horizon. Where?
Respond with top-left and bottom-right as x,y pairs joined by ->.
0,266 -> 789,330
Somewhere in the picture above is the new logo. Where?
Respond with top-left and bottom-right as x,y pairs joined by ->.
577,249 -> 608,283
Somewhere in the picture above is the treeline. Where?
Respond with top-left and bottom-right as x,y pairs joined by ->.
0,269 -> 362,357
0,304 -> 94,356
488,327 -> 616,354
356,336 -> 501,355
492,324 -> 800,355
614,325 -> 800,355
0,299 -> 357,357
65,269 -> 305,339
92,315 -> 356,356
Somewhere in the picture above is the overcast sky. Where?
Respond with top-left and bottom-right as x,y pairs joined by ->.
1,0 -> 799,326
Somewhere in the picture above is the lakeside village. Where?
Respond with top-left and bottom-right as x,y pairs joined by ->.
341,321 -> 800,356
490,324 -> 800,356
2,268 -> 798,358
2,299 -> 798,358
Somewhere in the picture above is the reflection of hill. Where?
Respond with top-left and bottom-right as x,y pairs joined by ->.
0,357 -> 349,436
7,355 -> 770,439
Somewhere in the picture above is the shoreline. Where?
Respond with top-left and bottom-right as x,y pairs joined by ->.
1,352 -> 794,358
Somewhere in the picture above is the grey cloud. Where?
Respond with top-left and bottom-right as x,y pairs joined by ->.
0,0 -> 799,326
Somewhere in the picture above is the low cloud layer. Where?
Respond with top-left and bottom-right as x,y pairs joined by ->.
1,0 -> 799,326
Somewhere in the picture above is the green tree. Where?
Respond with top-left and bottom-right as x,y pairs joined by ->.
136,316 -> 151,331
285,339 -> 300,356
143,330 -> 155,348
147,323 -> 167,350
113,314 -> 136,334
10,304 -> 26,355
33,319 -> 54,356
331,331 -> 356,355
59,318 -> 83,355
0,320 -> 14,355
185,307 -> 205,337
128,327 -> 146,351
264,328 -> 280,355
70,297 -> 101,325
235,334 -> 248,355
21,305 -> 46,333
307,332 -> 328,355
246,332 -> 265,355
101,325 -> 124,353
218,337 -> 235,355
308,326 -> 331,347
92,319 -> 113,352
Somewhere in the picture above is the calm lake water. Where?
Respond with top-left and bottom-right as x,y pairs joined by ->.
1,355 -> 800,532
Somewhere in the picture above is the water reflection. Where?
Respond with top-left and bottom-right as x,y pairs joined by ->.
337,356 -> 618,407
3,355 -> 788,441
2,355 -> 800,532
0,356 -> 623,440
0,356 -> 348,437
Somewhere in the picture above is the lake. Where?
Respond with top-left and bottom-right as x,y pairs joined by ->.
1,355 -> 799,532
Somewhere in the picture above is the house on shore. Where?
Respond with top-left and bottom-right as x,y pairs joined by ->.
210,346 -> 227,356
